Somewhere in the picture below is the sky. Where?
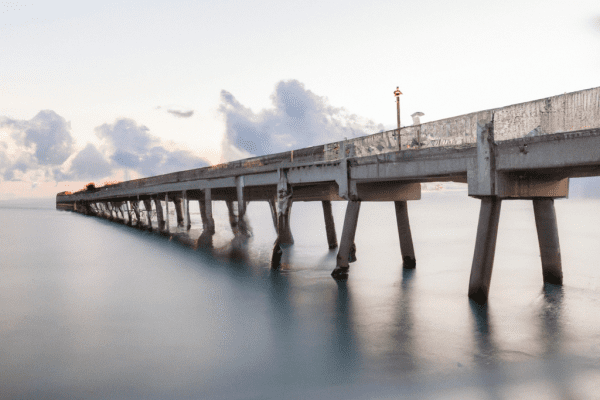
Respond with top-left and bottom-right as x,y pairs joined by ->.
1,0 -> 599,199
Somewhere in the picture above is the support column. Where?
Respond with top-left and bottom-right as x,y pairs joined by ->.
331,201 -> 361,278
533,198 -> 563,285
468,197 -> 502,304
183,190 -> 191,230
143,199 -> 153,231
126,201 -> 132,225
226,200 -> 238,233
276,171 -> 293,245
132,201 -> 141,225
165,194 -> 170,231
154,196 -> 165,231
202,189 -> 215,234
174,196 -> 184,227
268,197 -> 278,234
395,200 -> 416,268
322,200 -> 338,249
236,176 -> 250,236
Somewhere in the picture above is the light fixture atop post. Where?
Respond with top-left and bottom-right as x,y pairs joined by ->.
394,87 -> 402,149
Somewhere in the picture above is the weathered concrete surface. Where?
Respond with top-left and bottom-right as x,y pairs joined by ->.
332,201 -> 361,278
322,200 -> 338,249
395,201 -> 416,269
533,199 -> 563,285
468,197 -> 502,305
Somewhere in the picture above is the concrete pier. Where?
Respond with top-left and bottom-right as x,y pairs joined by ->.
468,197 -> 502,304
154,197 -> 165,232
322,201 -> 338,249
331,201 -> 361,279
165,194 -> 170,231
132,201 -> 141,225
395,201 -> 416,269
56,86 -> 600,302
533,198 -> 563,285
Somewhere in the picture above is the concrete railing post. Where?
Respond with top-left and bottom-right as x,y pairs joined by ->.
468,197 -> 502,304
533,198 -> 563,285
331,200 -> 361,278
322,200 -> 338,249
395,200 -> 416,268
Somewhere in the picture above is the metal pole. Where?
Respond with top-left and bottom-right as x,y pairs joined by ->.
394,87 -> 402,150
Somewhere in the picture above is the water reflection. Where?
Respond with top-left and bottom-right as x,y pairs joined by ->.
331,280 -> 359,379
391,268 -> 417,373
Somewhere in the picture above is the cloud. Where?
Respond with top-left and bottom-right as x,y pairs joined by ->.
0,110 -> 75,181
95,118 -> 209,176
219,79 -> 385,161
54,143 -> 113,182
167,109 -> 194,118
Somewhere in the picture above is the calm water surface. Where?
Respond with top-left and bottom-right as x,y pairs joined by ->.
1,192 -> 599,399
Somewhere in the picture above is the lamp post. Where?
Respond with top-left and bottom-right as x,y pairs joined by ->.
394,87 -> 402,149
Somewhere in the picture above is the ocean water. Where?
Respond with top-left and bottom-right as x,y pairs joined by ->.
1,191 -> 600,399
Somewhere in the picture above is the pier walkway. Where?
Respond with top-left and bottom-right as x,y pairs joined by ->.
57,86 -> 600,303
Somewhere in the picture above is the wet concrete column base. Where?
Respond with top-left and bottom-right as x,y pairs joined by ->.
332,200 -> 361,279
468,197 -> 502,304
533,198 -> 563,285
322,200 -> 338,249
395,200 -> 416,269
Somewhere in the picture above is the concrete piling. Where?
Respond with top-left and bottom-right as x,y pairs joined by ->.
322,200 -> 338,249
183,190 -> 191,230
132,201 -> 141,225
533,198 -> 563,285
276,171 -> 294,245
331,200 -> 361,278
395,200 -> 416,269
126,201 -> 132,225
165,194 -> 170,231
154,197 -> 165,231
143,199 -> 153,231
226,200 -> 238,233
203,189 -> 215,234
268,198 -> 278,234
174,196 -> 184,227
236,177 -> 250,236
468,197 -> 502,304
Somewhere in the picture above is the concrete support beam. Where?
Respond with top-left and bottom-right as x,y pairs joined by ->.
468,197 -> 502,304
331,201 -> 361,278
395,200 -> 416,268
143,199 -> 153,231
533,198 -> 563,285
322,200 -> 338,249
154,197 -> 165,231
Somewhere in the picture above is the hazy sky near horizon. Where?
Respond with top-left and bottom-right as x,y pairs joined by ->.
1,0 -> 599,199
